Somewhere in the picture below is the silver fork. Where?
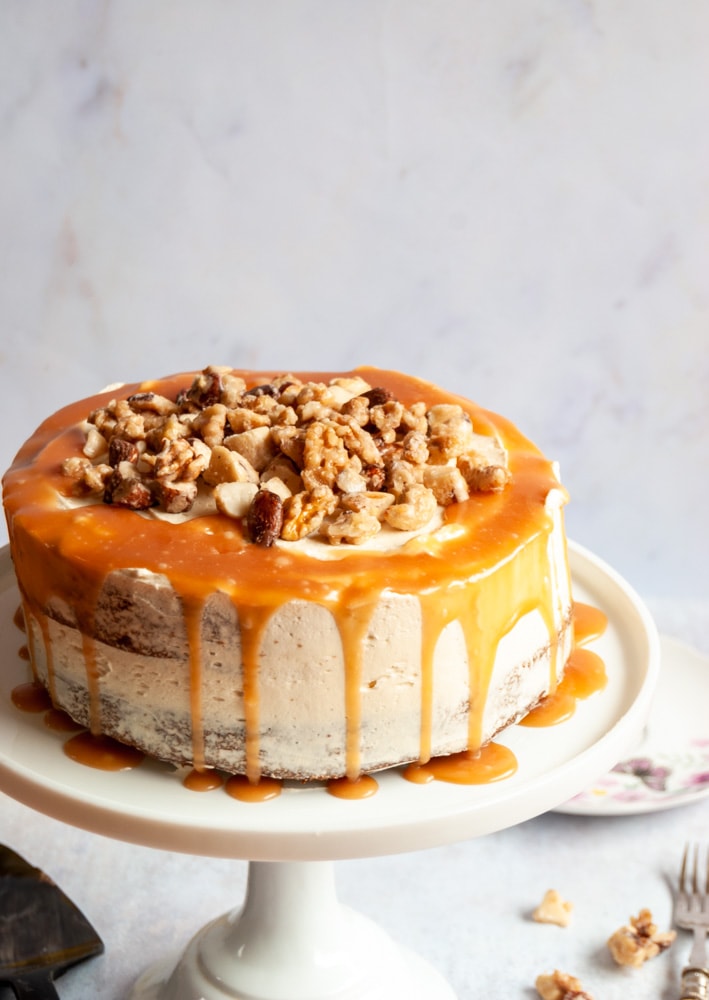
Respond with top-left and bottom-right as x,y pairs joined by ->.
675,844 -> 709,1000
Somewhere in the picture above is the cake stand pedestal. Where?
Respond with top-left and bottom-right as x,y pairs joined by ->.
132,860 -> 455,1000
0,543 -> 660,1000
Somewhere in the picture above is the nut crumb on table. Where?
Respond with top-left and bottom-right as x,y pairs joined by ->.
535,969 -> 594,1000
532,888 -> 573,927
607,908 -> 676,967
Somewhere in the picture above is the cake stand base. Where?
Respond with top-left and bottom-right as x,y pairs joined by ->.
129,859 -> 456,1000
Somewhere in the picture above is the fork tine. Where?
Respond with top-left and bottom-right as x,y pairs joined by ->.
681,843 -> 692,896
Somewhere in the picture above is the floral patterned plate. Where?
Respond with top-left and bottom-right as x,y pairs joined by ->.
557,635 -> 709,815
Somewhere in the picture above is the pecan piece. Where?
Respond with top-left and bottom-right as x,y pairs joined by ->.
104,468 -> 153,509
361,386 -> 394,407
246,489 -> 284,547
187,368 -> 223,408
109,437 -> 140,467
152,480 -> 198,514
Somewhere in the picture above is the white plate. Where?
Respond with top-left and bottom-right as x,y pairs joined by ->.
557,634 -> 709,815
0,541 -> 659,861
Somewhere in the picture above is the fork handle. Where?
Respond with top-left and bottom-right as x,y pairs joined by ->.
680,966 -> 709,999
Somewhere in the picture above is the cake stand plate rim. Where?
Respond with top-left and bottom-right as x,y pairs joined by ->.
0,541 -> 659,861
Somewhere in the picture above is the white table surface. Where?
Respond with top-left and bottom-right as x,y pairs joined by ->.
1,2 -> 708,997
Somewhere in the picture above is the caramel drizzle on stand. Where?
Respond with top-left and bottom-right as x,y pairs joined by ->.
5,368 -> 603,796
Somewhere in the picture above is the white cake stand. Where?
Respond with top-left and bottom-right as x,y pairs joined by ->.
0,543 -> 659,1000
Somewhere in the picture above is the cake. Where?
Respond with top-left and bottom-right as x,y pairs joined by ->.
2,366 -> 573,782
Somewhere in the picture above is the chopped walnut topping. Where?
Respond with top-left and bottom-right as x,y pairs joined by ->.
607,908 -> 676,968
535,970 -> 593,1000
64,367 -> 512,543
384,484 -> 437,531
532,889 -> 573,927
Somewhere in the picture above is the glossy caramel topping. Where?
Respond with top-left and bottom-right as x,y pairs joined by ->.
403,742 -> 518,785
183,768 -> 225,792
224,775 -> 282,802
44,708 -> 84,733
327,774 -> 379,800
520,647 -> 607,728
63,732 -> 145,771
11,680 -> 52,713
4,367 -> 569,782
573,602 -> 609,646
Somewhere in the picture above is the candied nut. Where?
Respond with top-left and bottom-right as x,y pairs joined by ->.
271,425 -> 306,466
329,376 -> 372,399
339,491 -> 394,519
145,413 -> 191,451
227,407 -> 272,433
362,463 -> 386,491
260,476 -> 292,503
126,392 -> 178,416
153,480 -> 198,514
109,437 -> 140,467
186,368 -> 223,408
219,372 -> 248,407
203,445 -> 259,486
457,454 -> 510,493
607,908 -> 676,968
154,437 -> 210,483
82,424 -> 108,460
61,456 -> 112,495
335,464 -> 367,494
368,400 -> 405,444
457,433 -> 511,493
386,459 -> 423,498
426,403 -> 474,462
225,426 -> 277,472
281,488 -> 337,541
301,422 -> 351,490
323,509 -> 381,545
361,386 -> 394,407
114,410 -> 146,442
535,970 -> 593,1000
261,454 -> 303,495
532,889 -> 573,927
384,484 -> 437,531
246,489 -> 283,546
245,383 -> 280,399
191,404 -> 228,448
401,430 -> 429,466
422,465 -> 470,505
214,481 -> 259,519
104,468 -> 153,509
340,395 -> 371,427
335,417 -> 383,467
400,400 -> 428,435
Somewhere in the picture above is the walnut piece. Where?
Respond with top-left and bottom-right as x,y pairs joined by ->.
607,908 -> 676,968
535,970 -> 593,1000
532,889 -> 573,927
64,367 -> 512,545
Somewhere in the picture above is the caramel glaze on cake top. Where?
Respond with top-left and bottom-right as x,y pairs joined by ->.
3,367 -> 571,782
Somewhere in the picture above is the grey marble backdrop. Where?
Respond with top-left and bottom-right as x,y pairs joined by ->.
1,1 -> 707,608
